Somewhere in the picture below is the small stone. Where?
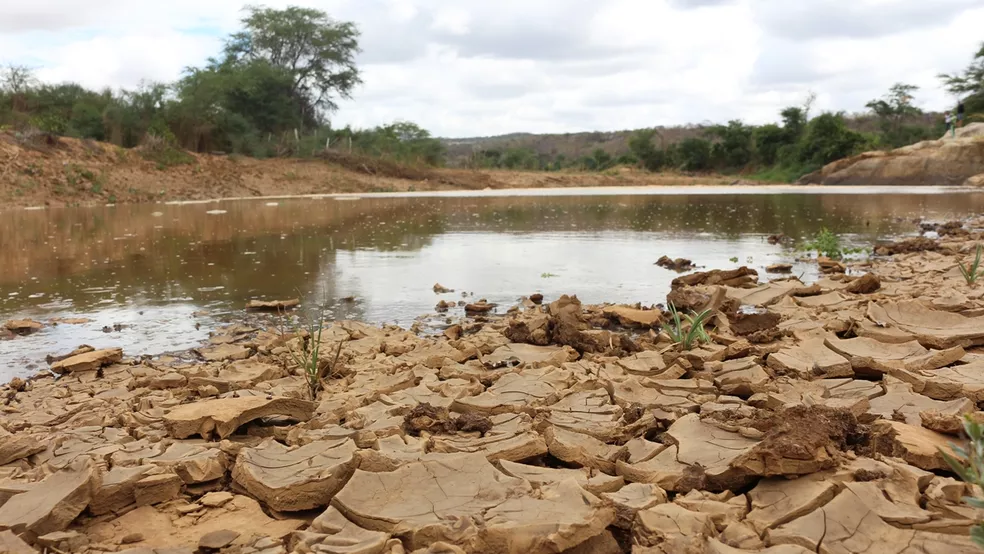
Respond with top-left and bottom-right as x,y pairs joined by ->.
200,491 -> 234,508
199,529 -> 240,550
845,273 -> 881,294
766,263 -> 793,274
120,532 -> 144,544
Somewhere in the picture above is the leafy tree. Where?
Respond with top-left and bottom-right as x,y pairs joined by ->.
707,120 -> 753,169
593,148 -> 614,170
866,83 -> 923,146
780,107 -> 806,142
939,42 -> 984,116
629,129 -> 669,171
798,112 -> 870,167
676,138 -> 712,171
224,6 -> 361,116
753,124 -> 785,166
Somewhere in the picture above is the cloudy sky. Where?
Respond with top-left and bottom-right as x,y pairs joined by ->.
1,0 -> 982,137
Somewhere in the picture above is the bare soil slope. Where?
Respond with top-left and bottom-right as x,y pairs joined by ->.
0,132 -> 730,208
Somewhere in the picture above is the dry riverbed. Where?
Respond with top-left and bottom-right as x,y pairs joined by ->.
2,219 -> 984,553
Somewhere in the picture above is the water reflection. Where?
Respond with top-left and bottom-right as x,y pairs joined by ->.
1,188 -> 982,378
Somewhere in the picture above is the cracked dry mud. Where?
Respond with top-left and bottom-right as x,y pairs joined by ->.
4,222 -> 984,553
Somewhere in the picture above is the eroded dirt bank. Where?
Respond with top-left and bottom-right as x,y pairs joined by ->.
0,132 -> 730,209
3,220 -> 984,553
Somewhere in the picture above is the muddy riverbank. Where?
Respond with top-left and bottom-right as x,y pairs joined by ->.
3,188 -> 982,375
2,216 -> 984,553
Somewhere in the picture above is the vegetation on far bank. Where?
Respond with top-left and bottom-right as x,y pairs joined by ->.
2,5 -> 984,184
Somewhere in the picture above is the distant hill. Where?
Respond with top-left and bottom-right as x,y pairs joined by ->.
440,112 -> 944,168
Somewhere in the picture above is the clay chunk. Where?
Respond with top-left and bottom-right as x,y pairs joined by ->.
163,396 -> 316,439
49,347 -> 123,374
332,453 -> 614,553
0,459 -> 95,537
246,298 -> 300,311
232,438 -> 358,511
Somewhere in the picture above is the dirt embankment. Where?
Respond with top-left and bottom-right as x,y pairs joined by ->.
0,132 -> 731,208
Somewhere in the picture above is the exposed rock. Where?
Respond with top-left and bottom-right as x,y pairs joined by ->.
667,286 -> 738,313
232,438 -> 357,511
703,357 -> 770,397
656,256 -> 694,272
845,273 -> 881,294
769,487 -> 974,552
49,347 -> 123,374
872,419 -> 965,471
433,283 -> 454,294
0,458 -> 95,537
544,425 -> 625,473
728,310 -> 781,337
0,531 -> 36,554
333,453 -> 614,553
874,236 -> 940,256
134,473 -> 182,506
198,529 -> 240,550
464,300 -> 496,314
868,301 -> 984,348
601,483 -> 667,529
799,134 -> 984,187
602,305 -> 662,328
295,506 -> 391,553
766,264 -> 793,274
817,257 -> 846,274
867,381 -> 973,427
163,396 -> 316,439
246,298 -> 299,311
766,338 -> 852,379
673,267 -> 758,288
633,503 -> 715,548
745,474 -> 839,535
195,343 -> 250,362
498,460 -> 624,494
664,414 -> 758,491
431,413 -> 548,462
4,319 -> 43,335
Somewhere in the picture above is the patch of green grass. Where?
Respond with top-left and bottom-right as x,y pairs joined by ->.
284,306 -> 344,399
142,145 -> 194,169
541,272 -> 559,278
665,304 -> 712,351
939,415 -> 984,548
804,227 -> 843,259
959,244 -> 983,285
729,256 -> 739,263
108,194 -> 117,204
744,163 -> 819,184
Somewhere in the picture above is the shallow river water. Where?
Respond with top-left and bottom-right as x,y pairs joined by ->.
2,185 -> 983,379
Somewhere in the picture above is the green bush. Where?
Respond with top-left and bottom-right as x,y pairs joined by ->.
675,138 -> 713,171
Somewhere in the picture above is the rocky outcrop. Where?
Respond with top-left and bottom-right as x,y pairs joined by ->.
799,123 -> 984,186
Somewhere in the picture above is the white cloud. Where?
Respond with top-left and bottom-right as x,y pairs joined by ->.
1,0 -> 982,137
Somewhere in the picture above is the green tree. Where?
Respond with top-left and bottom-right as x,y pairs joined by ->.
224,6 -> 361,116
866,83 -> 923,146
593,148 -> 614,170
676,138 -> 712,171
706,120 -> 753,169
629,129 -> 669,171
940,42 -> 984,116
753,124 -> 785,166
798,112 -> 870,167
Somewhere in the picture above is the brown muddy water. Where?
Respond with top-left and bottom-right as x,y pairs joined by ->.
1,185 -> 982,379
